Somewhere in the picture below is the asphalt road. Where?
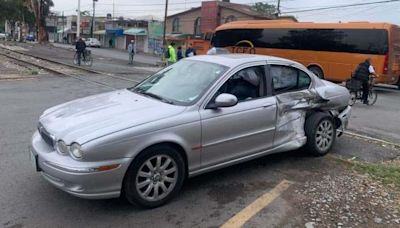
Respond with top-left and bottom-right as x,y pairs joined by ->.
347,86 -> 400,143
0,73 -> 399,227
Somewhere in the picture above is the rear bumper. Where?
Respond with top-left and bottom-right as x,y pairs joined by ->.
337,106 -> 352,133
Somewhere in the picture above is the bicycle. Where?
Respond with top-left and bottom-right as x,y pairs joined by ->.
346,75 -> 378,106
74,49 -> 93,66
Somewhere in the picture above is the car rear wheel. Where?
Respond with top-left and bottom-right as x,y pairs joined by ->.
308,66 -> 324,79
304,112 -> 336,156
123,145 -> 185,208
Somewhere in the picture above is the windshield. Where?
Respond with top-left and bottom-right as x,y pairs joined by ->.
131,60 -> 228,106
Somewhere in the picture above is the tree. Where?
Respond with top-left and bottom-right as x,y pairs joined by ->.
252,2 -> 278,17
29,0 -> 54,43
0,0 -> 35,38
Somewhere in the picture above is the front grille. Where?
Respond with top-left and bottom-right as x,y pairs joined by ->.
38,123 -> 54,148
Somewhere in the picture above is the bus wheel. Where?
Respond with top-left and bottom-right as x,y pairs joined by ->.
308,66 -> 324,79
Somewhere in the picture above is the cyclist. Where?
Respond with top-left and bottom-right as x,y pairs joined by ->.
75,37 -> 86,66
353,58 -> 378,104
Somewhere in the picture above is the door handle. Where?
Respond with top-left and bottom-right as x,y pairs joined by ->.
262,103 -> 275,108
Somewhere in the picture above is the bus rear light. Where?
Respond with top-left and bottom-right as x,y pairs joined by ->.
383,54 -> 389,74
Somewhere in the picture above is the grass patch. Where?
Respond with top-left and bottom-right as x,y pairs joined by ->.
355,162 -> 400,188
328,155 -> 400,189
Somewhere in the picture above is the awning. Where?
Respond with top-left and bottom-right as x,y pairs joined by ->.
123,28 -> 147,36
165,33 -> 191,41
106,28 -> 124,37
93,30 -> 106,35
57,28 -> 75,34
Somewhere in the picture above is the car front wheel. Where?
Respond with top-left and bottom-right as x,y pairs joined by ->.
123,145 -> 185,208
304,112 -> 336,156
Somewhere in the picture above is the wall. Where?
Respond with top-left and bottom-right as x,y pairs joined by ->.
166,9 -> 201,35
219,8 -> 256,24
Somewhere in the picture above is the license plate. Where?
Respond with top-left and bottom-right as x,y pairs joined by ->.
29,150 -> 40,172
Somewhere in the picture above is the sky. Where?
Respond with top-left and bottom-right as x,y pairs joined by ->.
51,0 -> 400,24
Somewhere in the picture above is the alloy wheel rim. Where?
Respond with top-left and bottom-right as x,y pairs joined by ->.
315,120 -> 334,152
136,155 -> 178,202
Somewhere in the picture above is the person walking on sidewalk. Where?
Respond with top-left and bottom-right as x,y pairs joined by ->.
185,43 -> 197,57
128,40 -> 136,65
166,43 -> 177,65
177,46 -> 183,61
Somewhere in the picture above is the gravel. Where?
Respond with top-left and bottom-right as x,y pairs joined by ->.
296,173 -> 400,227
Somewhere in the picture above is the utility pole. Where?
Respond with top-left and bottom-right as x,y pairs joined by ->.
91,0 -> 98,38
276,0 -> 281,17
77,0 -> 81,38
163,0 -> 169,47
62,11 -> 65,42
113,0 -> 115,20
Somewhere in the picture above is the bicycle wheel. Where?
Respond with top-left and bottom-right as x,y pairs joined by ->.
348,92 -> 356,106
367,89 -> 377,105
73,53 -> 79,65
85,55 -> 93,66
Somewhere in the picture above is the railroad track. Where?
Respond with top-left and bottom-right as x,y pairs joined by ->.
0,46 -> 143,89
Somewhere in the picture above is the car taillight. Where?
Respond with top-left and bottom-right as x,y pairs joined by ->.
383,54 -> 389,74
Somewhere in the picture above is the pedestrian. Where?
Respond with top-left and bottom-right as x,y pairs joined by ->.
166,42 -> 177,65
63,36 -> 67,44
177,46 -> 183,61
128,40 -> 136,65
109,39 -> 113,48
207,42 -> 217,55
353,58 -> 378,104
185,43 -> 197,57
75,37 -> 86,66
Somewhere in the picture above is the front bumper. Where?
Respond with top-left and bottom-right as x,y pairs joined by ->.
30,131 -> 132,199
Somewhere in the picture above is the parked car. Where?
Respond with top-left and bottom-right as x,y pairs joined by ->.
0,33 -> 6,40
26,34 -> 35,41
30,54 -> 351,208
85,38 -> 101,48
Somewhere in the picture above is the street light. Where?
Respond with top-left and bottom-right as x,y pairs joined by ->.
90,0 -> 98,38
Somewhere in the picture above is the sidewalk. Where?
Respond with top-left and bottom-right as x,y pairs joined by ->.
53,43 -> 161,66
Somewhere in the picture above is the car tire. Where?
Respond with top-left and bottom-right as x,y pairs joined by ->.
123,145 -> 185,208
308,66 -> 324,79
304,112 -> 336,156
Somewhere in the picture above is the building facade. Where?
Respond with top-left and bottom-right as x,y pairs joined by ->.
165,0 -> 271,39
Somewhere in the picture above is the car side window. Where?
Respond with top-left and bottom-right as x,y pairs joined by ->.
217,66 -> 266,102
298,70 -> 312,90
271,65 -> 311,94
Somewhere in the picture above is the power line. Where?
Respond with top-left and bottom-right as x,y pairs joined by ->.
281,0 -> 400,14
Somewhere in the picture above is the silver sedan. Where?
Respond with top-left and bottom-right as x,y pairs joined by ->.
30,54 -> 351,208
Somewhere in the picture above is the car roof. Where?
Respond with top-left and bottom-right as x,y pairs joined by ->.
187,54 -> 302,68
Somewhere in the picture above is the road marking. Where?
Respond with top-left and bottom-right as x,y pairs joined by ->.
220,179 -> 293,228
343,131 -> 400,150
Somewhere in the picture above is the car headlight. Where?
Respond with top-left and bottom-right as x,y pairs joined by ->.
70,143 -> 83,159
56,140 -> 68,155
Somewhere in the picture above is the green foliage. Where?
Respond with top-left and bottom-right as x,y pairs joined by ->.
252,2 -> 278,17
0,0 -> 34,24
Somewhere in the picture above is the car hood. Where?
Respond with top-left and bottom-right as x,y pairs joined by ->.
39,89 -> 186,144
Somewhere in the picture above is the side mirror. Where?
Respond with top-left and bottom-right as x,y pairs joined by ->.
213,93 -> 238,108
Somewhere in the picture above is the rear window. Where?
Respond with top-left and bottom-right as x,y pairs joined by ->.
214,28 -> 389,55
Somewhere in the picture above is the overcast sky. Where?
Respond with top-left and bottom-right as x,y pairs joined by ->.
51,0 -> 400,24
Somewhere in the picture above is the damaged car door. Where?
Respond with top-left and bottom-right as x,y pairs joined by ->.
269,64 -> 315,147
200,65 -> 277,168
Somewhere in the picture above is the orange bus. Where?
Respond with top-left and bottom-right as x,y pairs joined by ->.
213,20 -> 400,87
